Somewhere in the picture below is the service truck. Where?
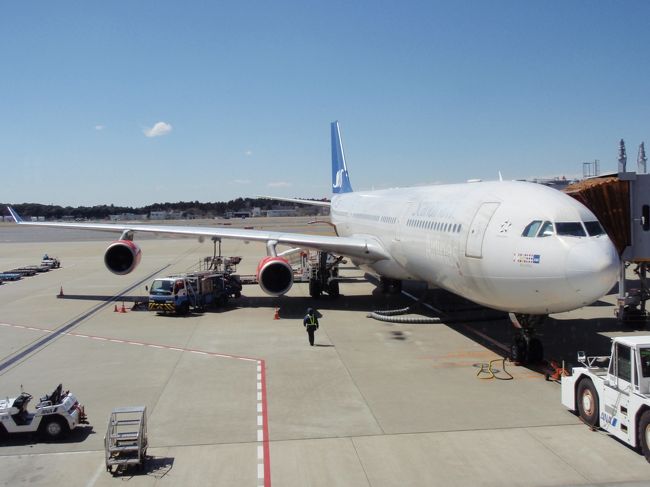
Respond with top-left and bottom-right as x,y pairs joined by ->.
148,271 -> 241,315
561,335 -> 650,462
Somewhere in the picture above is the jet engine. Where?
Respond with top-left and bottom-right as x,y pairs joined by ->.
104,240 -> 142,275
256,256 -> 293,296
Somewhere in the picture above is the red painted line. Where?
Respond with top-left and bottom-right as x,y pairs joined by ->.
260,359 -> 271,487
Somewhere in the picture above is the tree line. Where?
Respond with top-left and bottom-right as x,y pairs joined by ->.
2,197 -> 328,220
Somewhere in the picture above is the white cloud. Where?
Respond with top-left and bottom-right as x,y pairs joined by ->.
94,124 -> 105,131
144,121 -> 173,138
267,181 -> 292,188
232,179 -> 251,184
244,150 -> 253,156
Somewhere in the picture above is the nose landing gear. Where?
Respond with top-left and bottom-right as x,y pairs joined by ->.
509,313 -> 547,364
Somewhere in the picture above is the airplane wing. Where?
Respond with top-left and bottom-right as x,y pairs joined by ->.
256,196 -> 331,207
6,206 -> 388,264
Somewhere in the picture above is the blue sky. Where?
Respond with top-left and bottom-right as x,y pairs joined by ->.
2,1 -> 650,206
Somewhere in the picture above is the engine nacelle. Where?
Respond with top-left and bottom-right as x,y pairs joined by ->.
256,256 -> 293,296
104,240 -> 142,275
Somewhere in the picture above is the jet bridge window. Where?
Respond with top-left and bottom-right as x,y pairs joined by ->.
584,221 -> 605,236
556,222 -> 586,237
522,220 -> 542,237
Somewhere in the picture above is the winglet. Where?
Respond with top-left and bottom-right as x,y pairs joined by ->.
7,206 -> 23,223
331,121 -> 353,194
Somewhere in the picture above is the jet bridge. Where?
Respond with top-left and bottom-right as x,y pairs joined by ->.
565,141 -> 650,323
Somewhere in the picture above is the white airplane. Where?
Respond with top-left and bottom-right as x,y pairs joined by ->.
7,121 -> 619,360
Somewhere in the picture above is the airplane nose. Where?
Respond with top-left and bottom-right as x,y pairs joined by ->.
566,239 -> 619,303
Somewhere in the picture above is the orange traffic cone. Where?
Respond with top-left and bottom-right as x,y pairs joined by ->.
120,303 -> 127,313
58,286 -> 64,297
274,307 -> 280,320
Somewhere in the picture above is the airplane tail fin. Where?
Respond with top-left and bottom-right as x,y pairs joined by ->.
331,121 -> 353,194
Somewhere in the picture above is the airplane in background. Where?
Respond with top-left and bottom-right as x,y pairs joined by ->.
7,121 -> 619,362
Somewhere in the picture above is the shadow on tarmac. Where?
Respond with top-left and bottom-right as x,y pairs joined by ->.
0,425 -> 94,446
110,455 -> 175,479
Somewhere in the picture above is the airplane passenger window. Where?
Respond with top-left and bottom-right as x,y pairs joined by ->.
556,222 -> 586,237
584,221 -> 605,236
538,221 -> 554,237
522,221 -> 542,237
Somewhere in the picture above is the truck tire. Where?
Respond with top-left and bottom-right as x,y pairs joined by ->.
40,416 -> 69,440
577,379 -> 599,427
178,302 -> 190,315
0,423 -> 6,438
639,410 -> 650,462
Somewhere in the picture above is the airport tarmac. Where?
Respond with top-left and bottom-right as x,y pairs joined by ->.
1,217 -> 649,486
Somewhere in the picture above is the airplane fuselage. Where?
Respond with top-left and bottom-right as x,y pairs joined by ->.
331,180 -> 619,314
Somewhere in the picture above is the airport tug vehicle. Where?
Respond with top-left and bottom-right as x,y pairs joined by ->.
561,336 -> 650,462
0,384 -> 88,440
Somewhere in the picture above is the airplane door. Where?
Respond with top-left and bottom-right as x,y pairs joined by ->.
465,202 -> 500,258
396,200 -> 417,242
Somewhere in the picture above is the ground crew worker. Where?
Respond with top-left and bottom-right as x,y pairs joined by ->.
303,308 -> 319,346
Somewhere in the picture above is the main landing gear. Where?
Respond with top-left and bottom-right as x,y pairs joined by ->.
379,277 -> 402,294
509,313 -> 546,364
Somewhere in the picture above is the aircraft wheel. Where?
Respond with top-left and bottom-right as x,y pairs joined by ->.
577,379 -> 599,427
309,280 -> 322,298
527,337 -> 544,364
328,281 -> 340,298
510,335 -> 527,363
639,410 -> 650,462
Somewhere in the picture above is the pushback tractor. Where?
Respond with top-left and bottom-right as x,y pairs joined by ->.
561,336 -> 650,462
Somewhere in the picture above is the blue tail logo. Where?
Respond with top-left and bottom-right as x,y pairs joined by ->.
331,121 -> 353,194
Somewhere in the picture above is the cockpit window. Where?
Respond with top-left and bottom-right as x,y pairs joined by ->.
522,221 -> 542,237
556,222 -> 586,237
538,221 -> 554,237
584,221 -> 606,236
